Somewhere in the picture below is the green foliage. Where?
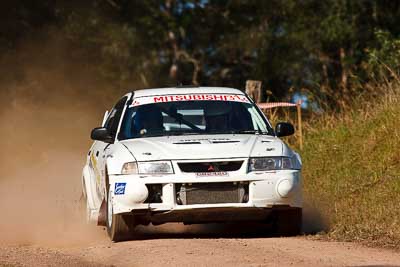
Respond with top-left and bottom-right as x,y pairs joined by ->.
366,30 -> 400,79
4,0 -> 400,105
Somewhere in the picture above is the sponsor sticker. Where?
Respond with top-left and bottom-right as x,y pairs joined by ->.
115,183 -> 127,195
196,172 -> 229,177
130,94 -> 250,107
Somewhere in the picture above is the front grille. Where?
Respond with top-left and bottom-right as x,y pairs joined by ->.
178,161 -> 243,173
176,182 -> 248,205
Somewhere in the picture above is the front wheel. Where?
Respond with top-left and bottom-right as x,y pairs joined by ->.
106,189 -> 135,242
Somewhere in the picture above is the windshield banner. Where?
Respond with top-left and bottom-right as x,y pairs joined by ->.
130,94 -> 250,107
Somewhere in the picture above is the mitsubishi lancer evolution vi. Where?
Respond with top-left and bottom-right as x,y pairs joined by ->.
82,87 -> 302,241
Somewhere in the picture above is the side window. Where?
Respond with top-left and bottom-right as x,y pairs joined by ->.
103,108 -> 117,132
104,97 -> 128,137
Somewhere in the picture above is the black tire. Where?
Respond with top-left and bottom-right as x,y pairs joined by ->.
106,189 -> 135,242
272,208 -> 302,236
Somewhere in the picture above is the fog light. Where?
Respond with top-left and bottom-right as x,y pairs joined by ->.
277,179 -> 294,198
118,182 -> 148,205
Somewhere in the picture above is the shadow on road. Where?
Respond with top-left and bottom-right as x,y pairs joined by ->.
116,220 -> 325,242
111,203 -> 330,242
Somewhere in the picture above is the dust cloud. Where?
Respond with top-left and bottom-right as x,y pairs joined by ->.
0,36 -> 121,246
0,100 -> 102,246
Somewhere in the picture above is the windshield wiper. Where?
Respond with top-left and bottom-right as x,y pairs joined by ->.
230,130 -> 269,134
167,131 -> 269,136
205,130 -> 269,135
159,107 -> 203,132
165,131 -> 202,136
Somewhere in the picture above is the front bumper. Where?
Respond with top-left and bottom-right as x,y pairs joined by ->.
109,168 -> 302,221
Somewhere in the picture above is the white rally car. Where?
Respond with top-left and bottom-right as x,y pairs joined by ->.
82,87 -> 302,241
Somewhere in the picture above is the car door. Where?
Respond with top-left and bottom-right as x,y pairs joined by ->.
95,96 -> 128,199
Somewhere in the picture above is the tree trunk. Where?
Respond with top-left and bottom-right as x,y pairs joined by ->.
245,80 -> 262,103
339,47 -> 348,90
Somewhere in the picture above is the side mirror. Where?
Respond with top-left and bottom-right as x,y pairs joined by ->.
91,127 -> 113,143
275,122 -> 295,137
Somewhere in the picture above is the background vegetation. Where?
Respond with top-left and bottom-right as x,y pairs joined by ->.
3,0 -> 400,106
302,80 -> 400,248
1,0 -> 399,248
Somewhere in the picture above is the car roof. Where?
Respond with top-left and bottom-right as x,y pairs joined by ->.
131,86 -> 245,98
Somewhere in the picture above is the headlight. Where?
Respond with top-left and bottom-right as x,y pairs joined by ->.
138,161 -> 174,174
248,157 -> 296,171
121,162 -> 138,174
121,161 -> 174,174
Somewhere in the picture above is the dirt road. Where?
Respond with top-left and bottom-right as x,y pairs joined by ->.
1,224 -> 400,267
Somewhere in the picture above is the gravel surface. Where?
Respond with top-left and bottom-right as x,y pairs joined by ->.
1,224 -> 400,267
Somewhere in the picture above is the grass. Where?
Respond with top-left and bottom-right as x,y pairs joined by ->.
300,82 -> 400,248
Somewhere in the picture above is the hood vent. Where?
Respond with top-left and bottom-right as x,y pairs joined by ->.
211,140 -> 240,144
173,140 -> 240,145
173,141 -> 202,145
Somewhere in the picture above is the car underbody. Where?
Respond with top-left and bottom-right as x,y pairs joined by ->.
126,206 -> 301,226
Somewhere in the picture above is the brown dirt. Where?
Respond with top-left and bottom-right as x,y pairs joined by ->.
1,225 -> 400,267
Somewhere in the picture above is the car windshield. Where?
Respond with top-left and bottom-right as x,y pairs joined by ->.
118,95 -> 273,140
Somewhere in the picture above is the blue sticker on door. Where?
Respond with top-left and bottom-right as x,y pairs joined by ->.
115,183 -> 126,195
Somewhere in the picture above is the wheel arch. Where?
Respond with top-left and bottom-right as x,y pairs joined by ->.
82,164 -> 102,222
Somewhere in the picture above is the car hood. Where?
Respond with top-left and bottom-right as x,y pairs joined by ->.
120,134 -> 284,161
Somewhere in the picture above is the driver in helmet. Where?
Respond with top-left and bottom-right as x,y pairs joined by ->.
132,104 -> 164,136
204,102 -> 232,132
